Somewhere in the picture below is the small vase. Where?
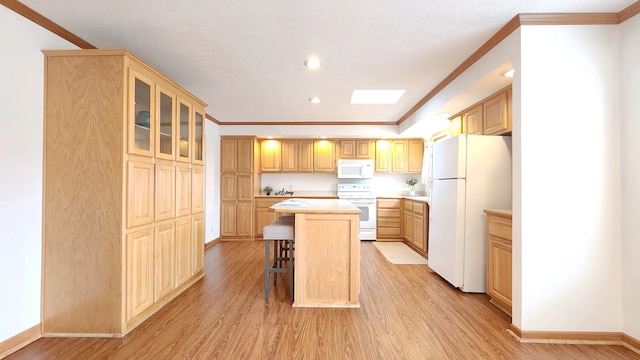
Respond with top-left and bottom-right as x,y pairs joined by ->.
409,190 -> 415,195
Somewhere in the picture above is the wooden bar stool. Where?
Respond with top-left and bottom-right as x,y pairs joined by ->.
263,222 -> 295,301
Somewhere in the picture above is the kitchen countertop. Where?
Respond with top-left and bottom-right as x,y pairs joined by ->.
483,209 -> 512,218
270,198 -> 361,214
256,191 -> 338,198
377,194 -> 431,204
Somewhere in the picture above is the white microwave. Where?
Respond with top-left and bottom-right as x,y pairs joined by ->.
337,159 -> 374,179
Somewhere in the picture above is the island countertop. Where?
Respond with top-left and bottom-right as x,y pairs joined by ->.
270,198 -> 361,214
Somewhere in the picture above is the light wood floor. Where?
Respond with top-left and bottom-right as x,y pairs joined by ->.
7,241 -> 640,359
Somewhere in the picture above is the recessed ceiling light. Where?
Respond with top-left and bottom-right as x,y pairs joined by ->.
502,69 -> 515,78
309,97 -> 320,104
304,56 -> 322,70
350,89 -> 406,104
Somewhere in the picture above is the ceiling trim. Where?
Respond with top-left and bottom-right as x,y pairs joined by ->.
205,113 -> 222,125
519,12 -> 619,25
0,0 -> 95,49
619,0 -> 640,22
395,6 -> 640,125
4,0 -> 640,126
213,121 -> 398,126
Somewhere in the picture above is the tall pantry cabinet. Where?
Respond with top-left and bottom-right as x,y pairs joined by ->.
220,137 -> 260,240
42,50 -> 206,336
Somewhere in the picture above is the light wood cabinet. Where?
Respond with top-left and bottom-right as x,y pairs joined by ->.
260,139 -> 281,172
298,140 -> 314,172
463,105 -> 483,135
126,228 -> 154,321
402,199 -> 429,256
42,49 -> 205,336
450,86 -> 512,136
175,217 -> 192,287
483,91 -> 509,135
407,139 -> 424,173
154,222 -> 175,302
313,139 -> 336,172
220,137 -> 257,240
281,140 -> 297,172
377,198 -> 402,240
338,139 -> 375,160
376,139 -> 423,173
255,197 -> 286,238
484,209 -> 512,315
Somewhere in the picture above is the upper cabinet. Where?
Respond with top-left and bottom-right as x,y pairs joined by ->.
193,110 -> 205,165
483,90 -> 509,135
129,71 -> 154,157
451,85 -> 512,136
375,139 -> 423,173
257,138 -> 422,173
260,139 -> 281,172
338,139 -> 375,160
313,140 -> 336,172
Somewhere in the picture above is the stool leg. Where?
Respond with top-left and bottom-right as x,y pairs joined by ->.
273,239 -> 279,284
289,239 -> 294,301
264,239 -> 270,300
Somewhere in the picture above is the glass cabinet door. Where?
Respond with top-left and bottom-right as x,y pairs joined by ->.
129,71 -> 154,156
177,99 -> 191,162
193,110 -> 204,164
156,88 -> 175,160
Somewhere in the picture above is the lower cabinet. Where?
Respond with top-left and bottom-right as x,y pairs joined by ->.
255,198 -> 284,238
402,199 -> 429,256
376,198 -> 402,240
484,209 -> 512,315
126,228 -> 154,321
154,222 -> 175,302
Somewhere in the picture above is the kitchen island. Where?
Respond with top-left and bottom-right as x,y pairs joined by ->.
270,199 -> 361,308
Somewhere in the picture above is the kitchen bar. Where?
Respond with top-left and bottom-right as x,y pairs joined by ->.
270,199 -> 361,308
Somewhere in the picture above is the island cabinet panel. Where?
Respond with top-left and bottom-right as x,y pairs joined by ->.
42,49 -> 205,337
484,209 -> 513,315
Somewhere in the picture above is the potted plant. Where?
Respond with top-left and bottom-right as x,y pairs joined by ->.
406,178 -> 418,195
263,185 -> 273,195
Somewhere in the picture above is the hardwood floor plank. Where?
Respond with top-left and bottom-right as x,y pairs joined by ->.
6,241 -> 639,359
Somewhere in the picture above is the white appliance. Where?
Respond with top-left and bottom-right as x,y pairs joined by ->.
337,159 -> 374,179
428,134 -> 512,293
337,183 -> 376,240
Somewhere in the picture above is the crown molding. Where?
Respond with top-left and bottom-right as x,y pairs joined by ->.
3,0 -> 639,127
214,120 -> 397,126
0,0 -> 95,49
396,3 -> 640,125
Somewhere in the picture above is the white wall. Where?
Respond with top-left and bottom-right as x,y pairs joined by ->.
619,14 -> 640,340
205,121 -> 220,242
518,25 -> 622,332
0,7 -> 77,342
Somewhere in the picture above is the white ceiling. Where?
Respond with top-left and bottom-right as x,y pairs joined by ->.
19,0 -> 635,125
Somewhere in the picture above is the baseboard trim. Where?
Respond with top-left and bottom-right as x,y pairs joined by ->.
205,237 -> 220,249
508,324 -> 640,354
0,324 -> 41,358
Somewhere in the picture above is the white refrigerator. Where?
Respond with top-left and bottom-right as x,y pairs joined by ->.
427,134 -> 512,293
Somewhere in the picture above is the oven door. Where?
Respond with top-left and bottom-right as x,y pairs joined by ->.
348,199 -> 377,240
